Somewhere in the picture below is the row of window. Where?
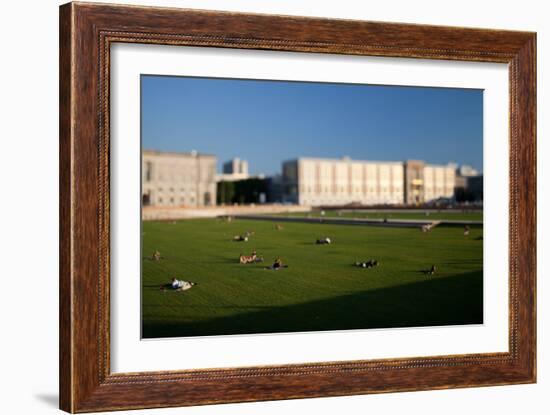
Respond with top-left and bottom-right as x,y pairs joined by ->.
145,175 -> 216,182
154,196 -> 195,204
143,162 -> 215,183
301,199 -> 403,205
300,187 -> 404,194
145,192 -> 213,206
154,187 -> 196,194
424,188 -> 455,194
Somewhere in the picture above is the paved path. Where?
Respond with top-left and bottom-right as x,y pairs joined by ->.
234,215 -> 482,228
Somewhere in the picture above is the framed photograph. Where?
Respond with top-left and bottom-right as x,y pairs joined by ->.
59,2 -> 536,412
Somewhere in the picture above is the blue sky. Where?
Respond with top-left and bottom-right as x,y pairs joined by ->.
141,75 -> 483,175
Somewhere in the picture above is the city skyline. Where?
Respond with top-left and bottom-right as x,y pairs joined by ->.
142,75 -> 483,175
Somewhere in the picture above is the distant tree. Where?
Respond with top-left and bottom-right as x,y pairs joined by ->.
217,178 -> 269,205
217,181 -> 235,205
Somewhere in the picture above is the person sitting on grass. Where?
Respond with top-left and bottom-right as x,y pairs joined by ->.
152,250 -> 162,261
265,257 -> 288,270
424,265 -> 437,276
272,257 -> 282,269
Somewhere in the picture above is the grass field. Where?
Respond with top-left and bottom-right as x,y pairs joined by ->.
142,218 -> 483,338
276,210 -> 483,221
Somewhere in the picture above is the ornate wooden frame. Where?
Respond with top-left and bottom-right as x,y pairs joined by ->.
59,2 -> 536,412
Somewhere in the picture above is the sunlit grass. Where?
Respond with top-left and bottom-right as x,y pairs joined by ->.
142,218 -> 483,338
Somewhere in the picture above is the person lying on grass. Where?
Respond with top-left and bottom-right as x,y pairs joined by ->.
316,237 -> 331,245
265,257 -> 288,270
354,259 -> 379,268
239,250 -> 264,264
160,278 -> 197,292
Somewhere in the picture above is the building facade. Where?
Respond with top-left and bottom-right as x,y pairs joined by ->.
282,157 -> 404,206
457,164 -> 479,177
217,158 -> 250,182
283,157 -> 456,206
405,160 -> 456,204
142,150 -> 217,207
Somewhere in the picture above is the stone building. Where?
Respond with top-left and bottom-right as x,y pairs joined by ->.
282,157 -> 404,206
216,158 -> 251,182
142,150 -> 217,207
282,157 -> 456,206
405,160 -> 456,204
223,158 -> 249,175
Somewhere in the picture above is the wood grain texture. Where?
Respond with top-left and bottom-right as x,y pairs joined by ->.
59,3 -> 73,411
59,2 -> 537,413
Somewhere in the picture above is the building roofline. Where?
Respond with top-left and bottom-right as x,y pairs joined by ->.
284,157 -> 404,165
143,149 -> 216,158
422,162 -> 458,169
283,157 -> 457,168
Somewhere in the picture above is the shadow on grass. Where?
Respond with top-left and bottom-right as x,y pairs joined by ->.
201,257 -> 240,265
142,270 -> 483,339
440,259 -> 482,265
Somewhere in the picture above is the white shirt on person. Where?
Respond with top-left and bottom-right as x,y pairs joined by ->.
172,279 -> 184,289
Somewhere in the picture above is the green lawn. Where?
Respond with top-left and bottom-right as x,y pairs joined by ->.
276,210 -> 483,221
142,218 -> 483,338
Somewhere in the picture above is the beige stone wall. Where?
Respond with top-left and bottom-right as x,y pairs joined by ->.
285,157 -> 456,206
142,151 -> 217,207
423,164 -> 456,202
288,157 -> 405,206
